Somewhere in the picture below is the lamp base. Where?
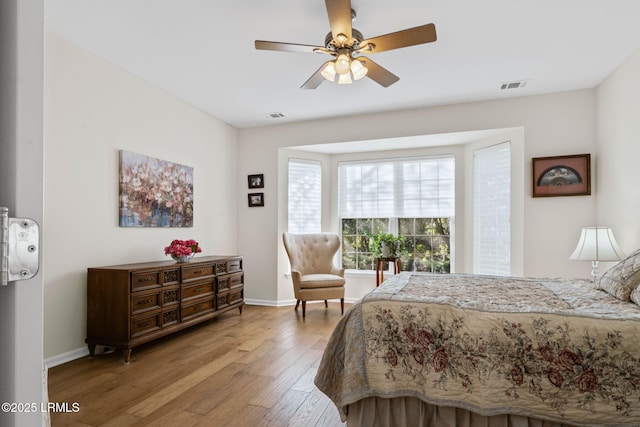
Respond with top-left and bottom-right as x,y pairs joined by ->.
590,260 -> 599,282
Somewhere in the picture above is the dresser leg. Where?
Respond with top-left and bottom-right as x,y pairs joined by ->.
88,344 -> 96,358
238,305 -> 243,315
123,348 -> 132,364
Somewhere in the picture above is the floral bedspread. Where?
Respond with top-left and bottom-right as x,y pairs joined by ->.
315,272 -> 640,426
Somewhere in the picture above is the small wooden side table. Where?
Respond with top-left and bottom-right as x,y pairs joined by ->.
375,257 -> 401,287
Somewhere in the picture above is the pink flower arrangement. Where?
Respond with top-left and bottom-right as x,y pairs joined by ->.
164,239 -> 202,258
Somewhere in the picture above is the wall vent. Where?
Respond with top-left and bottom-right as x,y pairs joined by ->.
264,112 -> 285,119
500,80 -> 530,90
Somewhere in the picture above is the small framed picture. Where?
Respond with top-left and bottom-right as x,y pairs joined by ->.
532,154 -> 591,197
248,174 -> 264,189
248,193 -> 264,207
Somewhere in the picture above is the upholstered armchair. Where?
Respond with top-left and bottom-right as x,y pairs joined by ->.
282,232 -> 346,318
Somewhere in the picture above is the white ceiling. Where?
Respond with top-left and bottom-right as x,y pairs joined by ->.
45,0 -> 640,129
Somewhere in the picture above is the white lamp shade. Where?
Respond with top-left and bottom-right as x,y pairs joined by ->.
334,53 -> 351,75
350,59 -> 368,80
337,72 -> 352,84
320,61 -> 336,81
570,227 -> 625,261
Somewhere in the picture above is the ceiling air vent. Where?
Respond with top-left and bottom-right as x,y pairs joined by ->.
500,80 -> 530,90
264,112 -> 285,119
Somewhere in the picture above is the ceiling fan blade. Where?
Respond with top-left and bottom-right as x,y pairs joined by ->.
361,23 -> 437,54
356,57 -> 399,87
301,61 -> 332,89
255,40 -> 326,54
325,0 -> 352,41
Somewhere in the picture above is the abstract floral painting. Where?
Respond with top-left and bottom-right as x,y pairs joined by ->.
119,150 -> 193,227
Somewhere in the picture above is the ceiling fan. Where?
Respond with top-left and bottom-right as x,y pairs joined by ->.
255,0 -> 437,89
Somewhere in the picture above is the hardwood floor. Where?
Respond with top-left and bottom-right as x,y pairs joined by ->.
48,303 -> 349,427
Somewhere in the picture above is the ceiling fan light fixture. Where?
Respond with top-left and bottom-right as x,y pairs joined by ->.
334,53 -> 351,75
350,60 -> 367,80
337,72 -> 352,85
255,2 -> 437,90
321,61 -> 337,81
335,33 -> 348,45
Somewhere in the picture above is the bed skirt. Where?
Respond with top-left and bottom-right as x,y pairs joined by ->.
346,397 -> 576,427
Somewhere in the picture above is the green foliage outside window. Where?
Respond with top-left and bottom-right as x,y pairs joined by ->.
399,218 -> 451,273
341,218 -> 389,270
341,217 -> 451,273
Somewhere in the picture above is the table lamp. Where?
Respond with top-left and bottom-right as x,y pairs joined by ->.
570,227 -> 625,280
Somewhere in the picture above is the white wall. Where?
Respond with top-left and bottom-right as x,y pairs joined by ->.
0,1 -> 46,426
596,47 -> 640,254
43,33 -> 239,361
238,89 -> 598,304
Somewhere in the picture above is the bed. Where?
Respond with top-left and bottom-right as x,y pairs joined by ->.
315,269 -> 640,427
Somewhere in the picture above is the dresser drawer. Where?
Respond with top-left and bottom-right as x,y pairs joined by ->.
227,258 -> 242,273
181,298 -> 214,321
162,286 -> 180,306
131,270 -> 161,292
217,293 -> 229,310
131,311 -> 161,338
229,273 -> 243,289
162,307 -> 179,327
217,276 -> 229,292
131,291 -> 161,315
162,268 -> 180,286
182,264 -> 214,282
215,262 -> 227,275
229,289 -> 243,306
181,280 -> 214,302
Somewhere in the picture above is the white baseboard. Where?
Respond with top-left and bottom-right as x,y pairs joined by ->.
244,298 -> 296,306
45,346 -> 89,368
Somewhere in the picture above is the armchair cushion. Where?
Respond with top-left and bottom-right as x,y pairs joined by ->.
300,274 -> 346,289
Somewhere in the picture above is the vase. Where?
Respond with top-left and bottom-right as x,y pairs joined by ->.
171,254 -> 193,263
381,242 -> 394,258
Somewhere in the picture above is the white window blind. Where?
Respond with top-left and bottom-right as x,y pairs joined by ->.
338,156 -> 455,218
473,142 -> 511,276
288,159 -> 322,233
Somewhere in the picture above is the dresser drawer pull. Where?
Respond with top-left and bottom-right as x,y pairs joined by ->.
137,299 -> 153,305
138,321 -> 153,328
192,269 -> 204,275
138,277 -> 154,282
194,287 -> 203,293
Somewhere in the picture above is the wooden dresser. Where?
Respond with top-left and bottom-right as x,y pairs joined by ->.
86,255 -> 244,363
